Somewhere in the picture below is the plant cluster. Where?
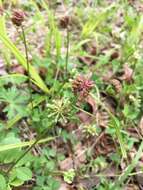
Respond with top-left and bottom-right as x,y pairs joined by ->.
0,0 -> 143,190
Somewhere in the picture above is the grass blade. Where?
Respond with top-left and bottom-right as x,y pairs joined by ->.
0,137 -> 55,152
114,140 -> 143,187
0,33 -> 49,93
81,3 -> 116,38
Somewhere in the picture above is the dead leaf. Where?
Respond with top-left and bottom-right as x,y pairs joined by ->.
95,134 -> 116,155
78,56 -> 95,65
77,95 -> 97,124
96,110 -> 109,128
124,184 -> 139,190
82,42 -> 97,56
74,143 -> 86,168
121,64 -> 133,83
11,62 -> 25,74
77,176 -> 100,189
0,59 -> 7,75
59,157 -> 74,171
59,183 -> 73,190
102,70 -> 114,82
110,78 -> 122,93
110,51 -> 119,61
139,117 -> 143,136
135,161 -> 143,186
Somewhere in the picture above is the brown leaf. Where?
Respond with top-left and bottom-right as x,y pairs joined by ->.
124,184 -> 139,190
11,63 -> 25,74
59,157 -> 74,171
121,64 -> 133,83
96,110 -> 109,128
78,176 -> 100,189
110,51 -> 119,61
95,134 -> 116,155
135,161 -> 143,186
77,111 -> 91,123
102,70 -> 114,82
85,95 -> 98,114
78,56 -> 95,65
0,59 -> 7,75
74,143 -> 86,168
77,95 -> 97,124
139,116 -> 143,136
110,78 -> 122,93
39,66 -> 47,79
82,42 -> 97,56
59,183 -> 73,190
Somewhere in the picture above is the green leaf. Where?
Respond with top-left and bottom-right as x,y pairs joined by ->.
114,140 -> 143,187
16,167 -> 32,181
0,136 -> 55,152
0,174 -> 6,190
0,74 -> 28,85
0,33 -> 49,93
6,95 -> 46,128
10,179 -> 24,187
112,116 -> 127,158
81,3 -> 117,38
0,87 -> 29,119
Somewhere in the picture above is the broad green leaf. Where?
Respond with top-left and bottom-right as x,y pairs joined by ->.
0,74 -> 27,85
10,179 -> 23,187
16,167 -> 32,181
0,174 -> 6,190
6,95 -> 46,128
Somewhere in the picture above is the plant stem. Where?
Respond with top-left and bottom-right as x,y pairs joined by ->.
6,126 -> 54,174
21,25 -> 33,111
6,25 -> 50,175
65,26 -> 70,77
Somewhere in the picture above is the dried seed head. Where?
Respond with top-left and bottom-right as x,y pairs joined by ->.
59,15 -> 69,28
110,51 -> 119,61
72,75 -> 94,99
110,78 -> 122,93
11,10 -> 25,26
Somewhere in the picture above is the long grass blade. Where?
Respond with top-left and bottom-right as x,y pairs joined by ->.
0,33 -> 49,93
114,140 -> 143,187
0,137 -> 55,152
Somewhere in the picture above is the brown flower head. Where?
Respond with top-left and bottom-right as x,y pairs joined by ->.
59,15 -> 69,29
72,75 -> 94,99
11,10 -> 25,26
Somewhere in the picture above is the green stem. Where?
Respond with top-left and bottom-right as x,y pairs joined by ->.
21,25 -> 33,111
90,92 -> 127,158
6,125 -> 54,174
